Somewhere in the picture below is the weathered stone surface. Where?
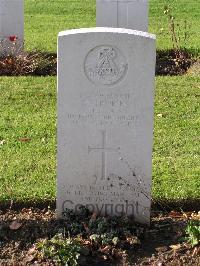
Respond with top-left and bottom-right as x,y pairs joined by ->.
0,0 -> 24,56
96,0 -> 149,32
57,28 -> 156,224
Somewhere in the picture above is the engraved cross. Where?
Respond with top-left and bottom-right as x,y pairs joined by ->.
88,130 -> 120,180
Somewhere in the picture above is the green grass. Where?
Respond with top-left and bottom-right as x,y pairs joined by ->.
0,77 -> 56,203
0,0 -> 199,205
153,75 -> 200,201
0,76 -> 199,203
25,0 -> 200,53
149,0 -> 200,53
25,0 -> 96,52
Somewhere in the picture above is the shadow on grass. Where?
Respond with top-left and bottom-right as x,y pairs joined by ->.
0,198 -> 200,213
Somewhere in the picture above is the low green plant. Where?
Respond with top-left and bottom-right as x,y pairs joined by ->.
185,220 -> 200,247
89,232 -> 119,246
37,234 -> 81,266
101,233 -> 119,246
89,217 -> 108,234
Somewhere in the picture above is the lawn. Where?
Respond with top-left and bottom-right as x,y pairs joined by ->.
24,0 -> 200,53
0,77 -> 56,203
0,75 -> 199,204
0,0 -> 199,206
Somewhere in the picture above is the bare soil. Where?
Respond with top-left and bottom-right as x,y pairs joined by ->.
0,207 -> 199,266
156,50 -> 193,76
0,50 -> 194,77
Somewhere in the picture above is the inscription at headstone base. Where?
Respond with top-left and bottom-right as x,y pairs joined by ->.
0,0 -> 24,56
57,28 -> 156,224
96,0 -> 149,32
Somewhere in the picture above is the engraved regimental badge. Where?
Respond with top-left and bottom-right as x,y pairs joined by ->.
85,45 -> 128,86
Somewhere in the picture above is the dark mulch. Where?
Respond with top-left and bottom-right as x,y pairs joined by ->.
0,49 -> 194,77
0,52 -> 57,76
0,207 -> 199,266
156,50 -> 193,76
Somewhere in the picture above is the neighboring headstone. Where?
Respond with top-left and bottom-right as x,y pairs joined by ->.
57,28 -> 156,224
96,0 -> 149,32
0,0 -> 24,56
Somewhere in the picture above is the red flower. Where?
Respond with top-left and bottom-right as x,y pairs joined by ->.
9,35 -> 18,42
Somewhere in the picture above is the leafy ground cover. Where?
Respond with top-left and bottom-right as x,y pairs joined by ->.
24,0 -> 200,54
0,208 -> 199,265
0,75 -> 199,206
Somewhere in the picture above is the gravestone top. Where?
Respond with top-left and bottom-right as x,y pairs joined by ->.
57,27 -> 156,225
59,27 -> 155,38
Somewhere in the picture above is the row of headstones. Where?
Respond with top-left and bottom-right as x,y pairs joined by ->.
1,0 -> 156,225
0,0 -> 148,56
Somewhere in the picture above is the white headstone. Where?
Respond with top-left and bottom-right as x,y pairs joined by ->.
0,0 -> 24,56
57,28 -> 156,224
96,0 -> 149,32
